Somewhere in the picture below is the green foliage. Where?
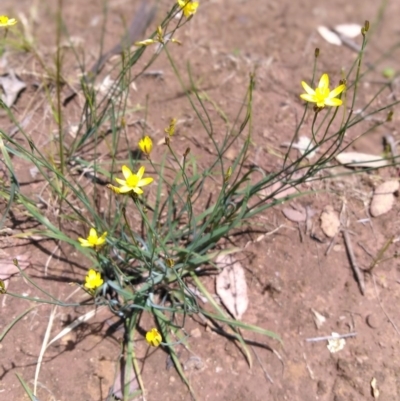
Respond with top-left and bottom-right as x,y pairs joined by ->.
0,4 -> 399,401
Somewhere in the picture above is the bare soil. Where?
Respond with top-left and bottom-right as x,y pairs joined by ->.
1,0 -> 400,400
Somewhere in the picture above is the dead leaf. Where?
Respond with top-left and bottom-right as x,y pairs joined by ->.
282,205 -> 306,222
320,206 -> 340,238
311,308 -> 326,330
282,203 -> 315,223
370,180 -> 399,217
274,182 -> 299,199
280,136 -> 318,159
215,255 -> 248,320
0,71 -> 27,107
0,254 -> 30,291
335,152 -> 388,169
0,254 -> 30,280
371,377 -> 380,399
334,23 -> 362,38
317,26 -> 342,46
112,357 -> 139,400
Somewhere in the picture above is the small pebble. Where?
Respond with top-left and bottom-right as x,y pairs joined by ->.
366,313 -> 379,329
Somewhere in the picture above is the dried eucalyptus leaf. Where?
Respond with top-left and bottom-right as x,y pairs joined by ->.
335,152 -> 388,168
0,254 -> 30,291
0,71 -> 27,107
317,26 -> 342,46
334,23 -> 362,39
282,207 -> 306,222
113,358 -> 139,400
0,254 -> 30,280
215,255 -> 248,320
370,180 -> 399,217
311,308 -> 326,330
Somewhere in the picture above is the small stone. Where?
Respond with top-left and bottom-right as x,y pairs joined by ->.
366,313 -> 379,329
320,205 -> 340,238
190,328 -> 202,338
169,376 -> 175,383
333,244 -> 344,252
370,180 -> 399,217
215,366 -> 223,373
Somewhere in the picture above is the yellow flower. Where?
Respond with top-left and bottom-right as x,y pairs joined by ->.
135,38 -> 156,47
145,328 -> 162,347
164,118 -> 177,136
138,136 -> 153,156
78,228 -> 107,248
0,16 -> 17,27
177,0 -> 199,18
300,73 -> 345,108
84,269 -> 104,290
110,165 -> 153,195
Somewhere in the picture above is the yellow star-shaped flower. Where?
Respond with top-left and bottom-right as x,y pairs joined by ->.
0,16 -> 17,27
138,136 -> 153,156
78,228 -> 107,248
300,73 -> 345,108
177,0 -> 199,18
145,328 -> 162,347
109,165 -> 153,195
84,269 -> 104,290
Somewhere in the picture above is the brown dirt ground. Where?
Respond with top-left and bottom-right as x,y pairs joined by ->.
1,0 -> 400,400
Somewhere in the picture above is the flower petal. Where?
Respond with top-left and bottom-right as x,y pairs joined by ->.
78,238 -> 89,246
301,81 -> 315,95
89,228 -> 97,238
138,177 -> 154,187
115,177 -> 127,186
328,84 -> 345,98
118,186 -> 132,193
300,94 -> 317,103
318,73 -> 329,89
137,166 -> 145,180
324,98 -> 343,106
122,165 -> 132,179
133,187 -> 144,195
107,184 -> 121,194
79,240 -> 92,247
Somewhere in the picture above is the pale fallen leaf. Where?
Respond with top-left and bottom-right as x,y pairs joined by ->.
0,71 -> 27,107
0,254 -> 30,292
95,75 -> 117,95
320,206 -> 340,238
311,308 -> 326,330
0,254 -> 30,280
260,171 -> 305,200
327,332 -> 346,353
113,357 -> 139,400
334,23 -> 362,39
215,254 -> 248,320
371,377 -> 380,399
281,136 -> 318,160
335,152 -> 388,168
30,166 -> 40,178
282,202 -> 313,223
48,307 -> 106,347
282,207 -> 306,223
317,26 -> 342,46
370,180 -> 399,217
